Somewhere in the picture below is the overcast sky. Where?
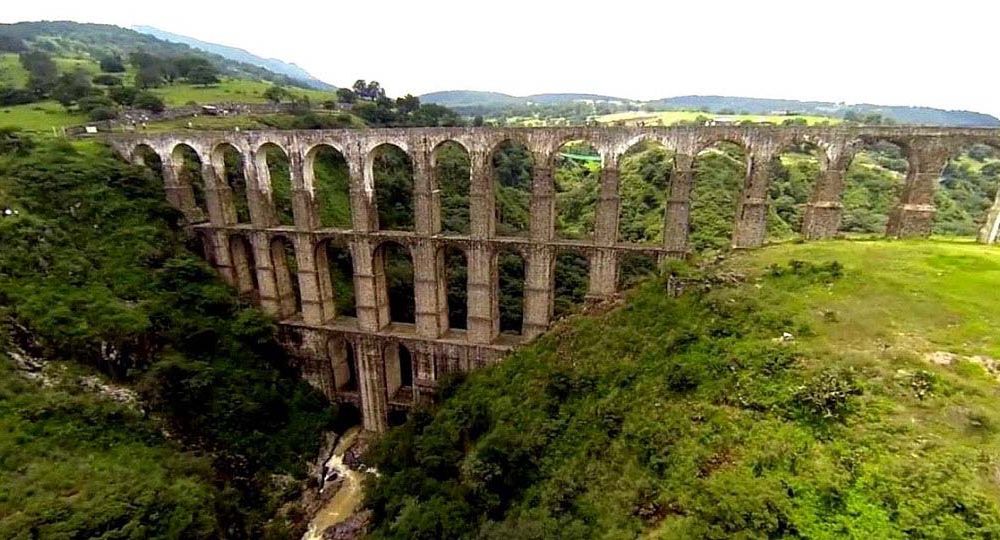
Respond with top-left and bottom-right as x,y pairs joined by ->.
3,1 -> 999,116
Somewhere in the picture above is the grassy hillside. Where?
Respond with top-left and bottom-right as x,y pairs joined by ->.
365,239 -> 1000,538
0,21 -> 318,88
0,136 -> 342,538
0,351 -> 221,538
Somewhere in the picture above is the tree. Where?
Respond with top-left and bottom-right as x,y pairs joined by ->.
99,55 -> 126,73
135,65 -> 165,89
473,115 -> 485,127
396,94 -> 421,114
19,51 -> 58,97
0,34 -> 26,52
88,106 -> 118,121
352,79 -> 385,101
187,65 -> 220,86
109,86 -> 140,106
133,92 -> 166,113
173,56 -> 213,78
263,85 -> 291,104
336,87 -> 357,104
92,74 -> 122,86
52,70 -> 94,108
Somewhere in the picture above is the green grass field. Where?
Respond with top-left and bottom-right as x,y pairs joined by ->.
596,109 -> 840,126
148,78 -> 337,107
0,53 -> 29,87
0,100 -> 87,133
366,238 -> 1000,537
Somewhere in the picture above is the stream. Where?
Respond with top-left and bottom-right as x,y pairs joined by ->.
302,426 -> 369,540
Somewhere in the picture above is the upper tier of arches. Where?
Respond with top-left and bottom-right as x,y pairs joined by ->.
114,126 -> 1000,248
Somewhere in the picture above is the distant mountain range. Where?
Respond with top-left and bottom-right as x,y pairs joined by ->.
133,26 -> 334,91
420,90 -> 1000,127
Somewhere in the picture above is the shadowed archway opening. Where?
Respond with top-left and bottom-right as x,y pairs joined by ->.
372,144 -> 415,232
212,143 -> 251,224
497,249 -> 525,334
618,140 -> 674,244
385,343 -> 414,403
270,236 -> 301,319
306,145 -> 352,229
187,230 -> 216,266
690,141 -> 748,251
618,252 -> 658,290
257,143 -> 294,226
766,142 -> 823,241
317,239 -> 356,320
228,234 -> 258,298
375,241 -> 415,325
553,251 -> 589,319
493,140 -> 533,237
171,143 -> 207,220
933,143 -> 1000,238
841,140 -> 909,236
328,337 -> 358,393
441,246 -> 468,330
435,141 -> 471,235
554,140 -> 602,240
132,144 -> 163,184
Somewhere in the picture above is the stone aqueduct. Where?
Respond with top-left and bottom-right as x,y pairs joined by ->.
109,126 -> 1000,431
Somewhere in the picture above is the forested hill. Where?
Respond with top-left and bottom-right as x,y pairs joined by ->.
133,25 -> 333,90
421,90 -> 1000,127
0,21 -> 321,90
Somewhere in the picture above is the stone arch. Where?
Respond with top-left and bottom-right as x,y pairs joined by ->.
305,143 -> 352,229
433,140 -> 472,235
617,139 -> 675,244
839,138 -> 910,236
315,238 -> 356,323
270,235 -> 302,319
170,143 -> 208,220
617,251 -> 658,290
553,249 -> 590,319
553,139 -> 603,240
186,229 -> 216,266
933,141 -> 1000,238
766,140 -> 825,241
255,142 -> 295,226
368,143 -> 415,232
438,244 -> 468,331
131,143 -> 163,176
492,139 -> 534,237
328,336 -> 358,393
373,240 -> 415,327
689,139 -> 750,250
211,142 -> 252,224
228,233 -> 258,298
385,342 -> 414,403
496,247 -> 526,334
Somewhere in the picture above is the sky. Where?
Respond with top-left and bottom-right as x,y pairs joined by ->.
2,1 -> 999,116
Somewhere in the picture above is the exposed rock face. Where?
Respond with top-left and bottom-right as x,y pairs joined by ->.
321,510 -> 371,540
107,126 -> 1000,431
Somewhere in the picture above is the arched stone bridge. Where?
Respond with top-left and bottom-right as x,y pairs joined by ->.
108,125 -> 1000,431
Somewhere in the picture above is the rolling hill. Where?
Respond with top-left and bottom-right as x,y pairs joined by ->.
0,21 -> 321,90
420,90 -> 1000,127
133,25 -> 334,90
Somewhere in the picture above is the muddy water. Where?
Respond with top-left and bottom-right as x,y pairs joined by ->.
302,427 -> 367,540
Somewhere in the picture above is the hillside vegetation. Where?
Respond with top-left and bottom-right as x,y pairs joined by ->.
365,240 -> 1000,538
0,134 -> 346,538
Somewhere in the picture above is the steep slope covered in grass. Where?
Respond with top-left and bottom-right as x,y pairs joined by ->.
0,134 -> 340,537
365,240 -> 1000,538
